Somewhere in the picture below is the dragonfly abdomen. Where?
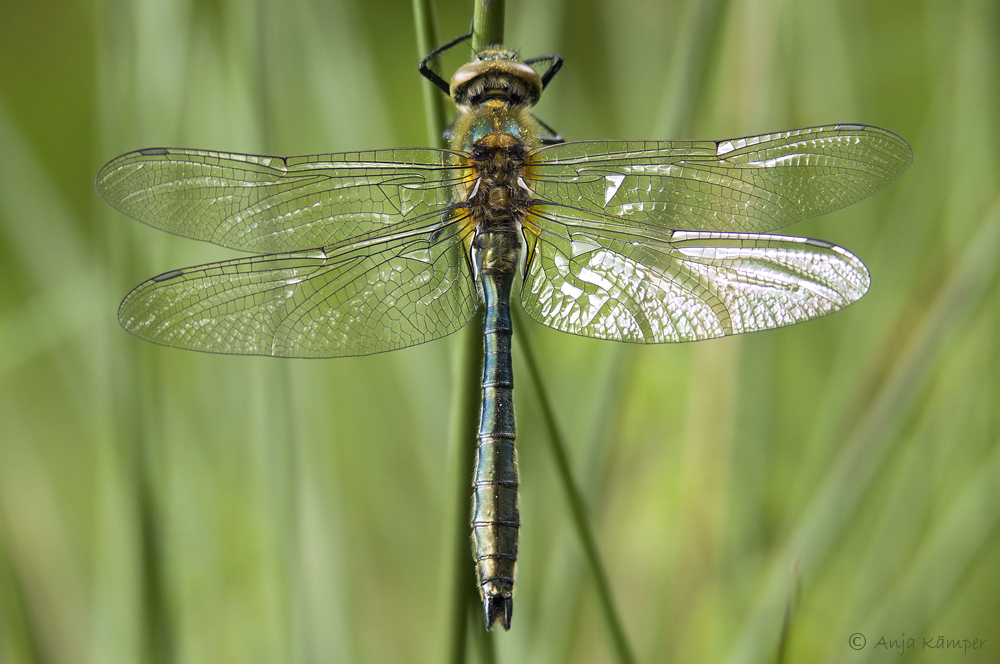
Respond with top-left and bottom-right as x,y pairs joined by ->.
472,239 -> 519,630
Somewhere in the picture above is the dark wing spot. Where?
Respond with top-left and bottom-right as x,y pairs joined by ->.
152,269 -> 185,282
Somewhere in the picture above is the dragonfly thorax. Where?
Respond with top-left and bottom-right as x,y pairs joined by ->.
450,48 -> 543,112
465,132 -> 534,224
469,132 -> 530,180
463,131 -> 534,277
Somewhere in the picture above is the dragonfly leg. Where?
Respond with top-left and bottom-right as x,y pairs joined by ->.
419,30 -> 474,94
523,53 -> 563,88
534,115 -> 564,145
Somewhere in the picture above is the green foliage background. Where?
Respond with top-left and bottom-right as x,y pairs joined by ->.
1,0 -> 997,662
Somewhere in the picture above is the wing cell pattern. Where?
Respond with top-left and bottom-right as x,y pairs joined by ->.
100,125 -> 910,355
98,147 -> 464,252
530,125 -> 911,233
521,209 -> 869,342
118,216 -> 477,357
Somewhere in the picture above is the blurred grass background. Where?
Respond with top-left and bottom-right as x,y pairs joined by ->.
1,0 -> 998,662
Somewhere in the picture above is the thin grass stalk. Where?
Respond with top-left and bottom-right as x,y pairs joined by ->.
513,307 -> 635,664
445,319 -> 485,662
464,2 -> 505,657
537,2 -> 733,653
411,0 -> 487,657
412,0 -> 448,148
473,0 -> 505,50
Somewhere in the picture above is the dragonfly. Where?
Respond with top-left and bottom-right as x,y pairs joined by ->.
97,32 -> 911,630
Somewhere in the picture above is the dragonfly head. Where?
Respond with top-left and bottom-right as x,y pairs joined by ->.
450,48 -> 543,111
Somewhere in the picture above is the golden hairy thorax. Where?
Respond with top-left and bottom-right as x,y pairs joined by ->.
444,47 -> 547,249
451,84 -> 542,274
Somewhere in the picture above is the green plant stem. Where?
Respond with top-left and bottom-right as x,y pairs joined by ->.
412,0 -> 448,148
512,309 -> 636,664
413,0 -> 505,655
472,0 -> 505,51
446,317 -> 483,664
464,0 -> 505,654
411,0 -> 471,655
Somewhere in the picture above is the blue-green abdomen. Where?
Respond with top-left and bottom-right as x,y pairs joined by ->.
472,257 -> 519,630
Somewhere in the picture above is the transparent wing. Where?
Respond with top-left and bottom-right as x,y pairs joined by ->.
519,207 -> 869,342
118,215 -> 478,357
97,147 -> 464,252
530,124 -> 911,233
